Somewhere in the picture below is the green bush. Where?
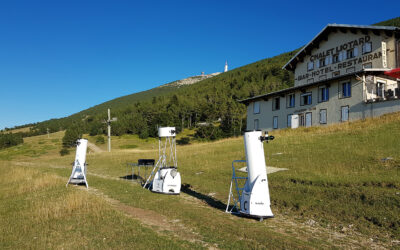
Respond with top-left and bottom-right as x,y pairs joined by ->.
177,137 -> 190,145
59,148 -> 70,156
95,135 -> 105,144
194,125 -> 224,141
62,124 -> 83,148
139,128 -> 149,139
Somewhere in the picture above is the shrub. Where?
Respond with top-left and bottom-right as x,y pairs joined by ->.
62,124 -> 83,148
95,135 -> 105,144
139,128 -> 149,139
177,137 -> 190,145
194,125 -> 224,141
59,148 -> 70,156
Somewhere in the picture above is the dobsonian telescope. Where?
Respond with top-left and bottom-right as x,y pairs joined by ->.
66,139 -> 89,188
226,130 -> 274,221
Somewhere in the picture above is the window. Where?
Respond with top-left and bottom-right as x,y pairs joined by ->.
272,97 -> 280,111
319,109 -> 327,124
325,55 -> 332,66
363,62 -> 372,69
299,114 -> 305,127
341,82 -> 351,98
273,116 -> 278,129
305,112 -> 312,127
287,93 -> 295,108
376,82 -> 385,98
254,119 -> 259,130
341,106 -> 349,122
300,92 -> 312,106
253,101 -> 260,114
307,61 -> 314,71
287,114 -> 292,128
338,50 -> 347,62
362,42 -> 372,54
319,57 -> 327,68
318,86 -> 329,102
346,47 -> 358,59
333,54 -> 339,63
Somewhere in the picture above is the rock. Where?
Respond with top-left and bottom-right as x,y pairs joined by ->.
381,157 -> 394,162
305,219 -> 316,226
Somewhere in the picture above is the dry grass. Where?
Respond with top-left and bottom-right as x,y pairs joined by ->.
29,191 -> 107,222
0,166 -> 63,198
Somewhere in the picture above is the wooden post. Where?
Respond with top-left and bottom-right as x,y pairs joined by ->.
108,108 -> 111,152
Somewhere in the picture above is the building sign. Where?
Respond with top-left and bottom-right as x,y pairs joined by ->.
296,35 -> 382,81
382,41 -> 387,68
309,35 -> 370,62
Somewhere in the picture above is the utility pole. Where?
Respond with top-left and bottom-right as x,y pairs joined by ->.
107,108 -> 111,152
106,108 -> 117,152
47,128 -> 50,138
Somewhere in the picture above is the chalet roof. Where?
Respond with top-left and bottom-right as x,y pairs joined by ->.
283,24 -> 400,71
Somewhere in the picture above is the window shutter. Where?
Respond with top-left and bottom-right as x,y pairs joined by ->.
347,83 -> 351,96
326,88 -> 329,100
354,47 -> 358,57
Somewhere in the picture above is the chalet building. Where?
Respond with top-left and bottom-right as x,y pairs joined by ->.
241,24 -> 400,130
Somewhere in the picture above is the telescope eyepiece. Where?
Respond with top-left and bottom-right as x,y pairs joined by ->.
259,135 -> 274,143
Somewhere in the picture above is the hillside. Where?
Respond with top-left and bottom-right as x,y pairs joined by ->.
0,112 -> 399,248
74,72 -> 223,117
13,17 -> 400,139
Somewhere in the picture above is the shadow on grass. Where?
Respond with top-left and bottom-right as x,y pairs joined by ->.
181,183 -> 226,212
119,174 -> 147,185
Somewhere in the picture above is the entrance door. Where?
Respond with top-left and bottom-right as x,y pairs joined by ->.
291,114 -> 299,129
341,106 -> 349,122
305,112 -> 312,127
299,114 -> 305,127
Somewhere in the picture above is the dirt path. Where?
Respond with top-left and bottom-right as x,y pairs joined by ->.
84,186 -> 216,249
87,142 -> 103,153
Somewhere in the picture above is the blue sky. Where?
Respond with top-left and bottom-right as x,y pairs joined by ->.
0,0 -> 399,129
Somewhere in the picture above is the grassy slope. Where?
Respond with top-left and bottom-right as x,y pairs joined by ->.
1,112 -> 399,248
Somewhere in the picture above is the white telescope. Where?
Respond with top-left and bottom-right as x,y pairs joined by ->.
226,131 -> 274,220
143,127 -> 181,194
66,139 -> 89,188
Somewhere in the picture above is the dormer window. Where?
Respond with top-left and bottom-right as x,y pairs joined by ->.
319,58 -> 326,68
333,54 -> 339,63
346,47 -> 358,59
325,55 -> 332,66
307,61 -> 314,71
362,42 -> 372,54
339,50 -> 347,62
